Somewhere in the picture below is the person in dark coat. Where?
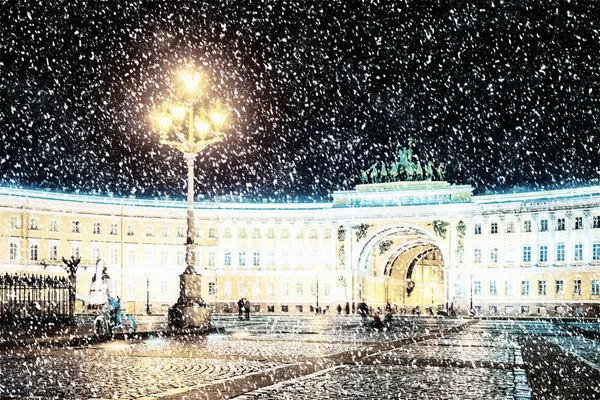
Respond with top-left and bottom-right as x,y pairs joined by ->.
244,298 -> 250,320
238,298 -> 244,320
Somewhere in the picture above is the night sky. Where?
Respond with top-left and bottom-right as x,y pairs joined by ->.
1,1 -> 599,202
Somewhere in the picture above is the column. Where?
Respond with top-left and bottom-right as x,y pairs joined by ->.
498,216 -> 505,266
565,211 -> 573,265
531,214 -> 539,267
549,212 -> 556,266
584,210 -> 592,266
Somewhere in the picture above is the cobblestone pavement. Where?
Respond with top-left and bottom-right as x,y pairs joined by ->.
9,316 -> 600,399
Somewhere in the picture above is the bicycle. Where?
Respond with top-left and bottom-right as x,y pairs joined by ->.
92,297 -> 137,340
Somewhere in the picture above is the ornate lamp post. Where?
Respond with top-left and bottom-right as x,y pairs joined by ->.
153,67 -> 228,327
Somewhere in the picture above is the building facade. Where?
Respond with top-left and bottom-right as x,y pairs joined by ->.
1,181 -> 600,316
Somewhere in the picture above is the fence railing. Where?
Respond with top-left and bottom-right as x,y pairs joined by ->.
0,273 -> 72,324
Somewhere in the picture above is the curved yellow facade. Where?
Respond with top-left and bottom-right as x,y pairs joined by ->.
2,181 -> 600,316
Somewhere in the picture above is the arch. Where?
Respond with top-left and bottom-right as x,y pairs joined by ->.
382,239 -> 438,277
356,223 -> 448,274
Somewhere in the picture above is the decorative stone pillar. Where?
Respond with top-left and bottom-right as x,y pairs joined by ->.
584,210 -> 592,266
565,211 -> 573,265
549,212 -> 556,266
531,214 -> 539,267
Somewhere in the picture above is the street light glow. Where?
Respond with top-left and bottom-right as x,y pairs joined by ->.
179,70 -> 201,95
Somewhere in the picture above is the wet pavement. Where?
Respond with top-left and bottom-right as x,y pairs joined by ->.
1,315 -> 600,399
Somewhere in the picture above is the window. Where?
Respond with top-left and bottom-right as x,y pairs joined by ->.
324,228 -> 332,239
506,221 -> 515,233
522,245 -> 531,263
522,281 -> 530,296
161,281 -> 168,296
281,249 -> 290,267
473,281 -> 481,295
474,248 -> 482,264
145,225 -> 153,237
194,249 -> 201,267
110,248 -> 119,264
126,247 -> 136,265
49,243 -> 58,261
252,228 -> 261,239
593,243 -> 600,261
253,250 -> 261,267
592,280 -> 600,296
556,218 -> 565,231
161,226 -> 169,237
176,250 -> 184,266
281,281 -> 289,296
71,242 -> 81,259
267,250 -> 275,267
92,246 -> 100,262
49,219 -> 58,232
474,223 -> 482,235
267,282 -> 275,296
490,247 -> 498,264
556,243 -> 565,262
208,249 -> 216,267
296,282 -> 303,296
556,280 -> 564,295
238,228 -> 247,239
521,306 -> 530,314
490,222 -> 498,234
523,220 -> 531,233
224,251 -> 232,266
594,216 -> 600,229
92,222 -> 100,234
324,283 -> 331,297
505,280 -> 513,296
574,243 -> 583,261
574,280 -> 582,296
30,217 -> 39,231
238,283 -> 246,297
30,243 -> 39,261
194,226 -> 200,238
238,249 -> 246,266
311,282 -> 318,296
539,245 -> 548,263
72,220 -> 80,233
10,216 -> 20,229
267,228 -> 275,239
309,228 -> 318,239
489,281 -> 497,296
506,245 -> 514,263
127,224 -> 135,236
538,280 -> 547,296
574,217 -> 583,230
109,223 -> 118,235
281,228 -> 290,239
252,281 -> 260,296
173,226 -> 182,237
160,250 -> 169,266
224,282 -> 232,297
223,228 -> 232,239
296,229 -> 304,239
540,219 -> 548,232
9,242 -> 18,260
208,282 -> 216,295
208,227 -> 217,238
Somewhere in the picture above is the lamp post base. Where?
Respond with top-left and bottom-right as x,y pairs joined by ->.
168,273 -> 211,329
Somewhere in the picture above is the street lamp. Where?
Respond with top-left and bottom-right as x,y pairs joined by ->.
153,66 -> 228,327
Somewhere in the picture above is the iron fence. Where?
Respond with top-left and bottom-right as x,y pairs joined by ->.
0,273 -> 72,324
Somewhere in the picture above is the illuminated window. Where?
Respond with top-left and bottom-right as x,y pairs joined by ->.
523,220 -> 531,233
474,223 -> 481,235
110,247 -> 119,264
71,242 -> 80,259
267,282 -> 275,296
592,280 -> 600,296
594,216 -> 600,229
176,250 -> 184,266
224,251 -> 231,266
522,281 -> 530,296
556,218 -> 565,231
238,249 -> 246,266
574,243 -> 583,261
324,228 -> 332,239
522,245 -> 531,263
556,243 -> 565,262
9,242 -> 18,261
145,225 -> 153,237
309,228 -> 318,239
126,224 -> 135,236
540,219 -> 548,232
208,227 -> 217,238
593,243 -> 600,261
29,243 -> 39,261
49,219 -> 58,232
574,280 -> 582,296
238,228 -> 247,239
506,221 -> 515,233
574,217 -> 583,230
177,226 -> 185,237
296,229 -> 304,239
10,216 -> 20,229
109,223 -> 118,235
474,248 -> 482,264
72,220 -> 80,233
161,226 -> 169,237
556,280 -> 564,295
538,280 -> 547,296
252,228 -> 261,239
490,248 -> 498,264
49,243 -> 59,261
30,217 -> 39,231
473,281 -> 481,295
126,247 -> 135,265
253,250 -> 261,267
505,280 -> 513,296
208,249 -> 216,267
489,281 -> 497,296
267,228 -> 275,239
296,282 -> 303,296
208,282 -> 216,295
194,226 -> 200,238
539,245 -> 548,263
281,228 -> 290,239
92,222 -> 100,234
223,228 -> 232,239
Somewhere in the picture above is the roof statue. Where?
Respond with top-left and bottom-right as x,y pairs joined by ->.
359,138 -> 446,184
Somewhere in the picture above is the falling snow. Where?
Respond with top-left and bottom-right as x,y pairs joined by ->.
0,1 -> 599,201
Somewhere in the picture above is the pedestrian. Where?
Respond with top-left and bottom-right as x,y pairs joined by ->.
337,304 -> 342,315
345,302 -> 350,315
238,298 -> 244,320
244,298 -> 250,320
88,259 -> 121,327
